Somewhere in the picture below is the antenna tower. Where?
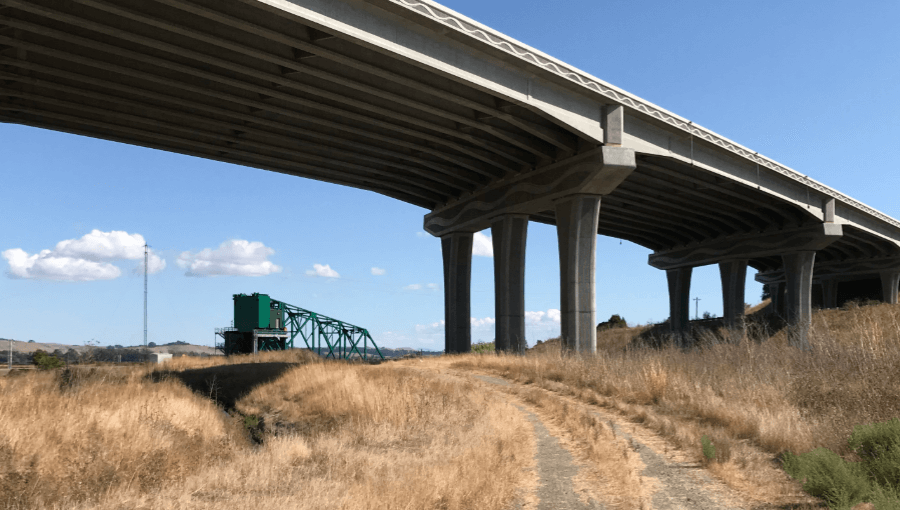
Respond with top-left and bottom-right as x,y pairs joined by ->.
144,243 -> 148,348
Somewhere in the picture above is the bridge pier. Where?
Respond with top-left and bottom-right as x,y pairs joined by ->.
719,259 -> 748,340
768,282 -> 785,317
821,279 -> 839,309
555,194 -> 602,354
425,145 -> 636,355
491,214 -> 529,353
441,232 -> 473,353
666,267 -> 693,345
881,271 -> 900,305
783,251 -> 816,350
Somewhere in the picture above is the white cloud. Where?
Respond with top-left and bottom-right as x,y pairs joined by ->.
427,283 -> 439,290
416,231 -> 430,239
2,230 -> 165,281
305,263 -> 340,278
178,239 -> 281,277
547,309 -> 561,323
371,267 -> 386,276
404,283 -> 422,290
525,310 -> 546,324
473,231 -> 493,257
415,320 -> 445,333
470,316 -> 495,328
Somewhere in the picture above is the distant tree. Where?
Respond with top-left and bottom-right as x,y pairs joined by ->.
597,314 -> 628,331
32,350 -> 65,370
148,342 -> 157,348
761,284 -> 771,301
702,311 -> 716,319
27,339 -> 35,343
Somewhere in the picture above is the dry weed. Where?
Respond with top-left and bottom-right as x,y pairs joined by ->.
455,303 -> 900,506
1,353 -> 530,509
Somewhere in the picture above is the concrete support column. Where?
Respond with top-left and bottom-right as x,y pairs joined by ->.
491,214 -> 529,353
768,282 -> 784,317
880,271 -> 900,305
719,260 -> 748,335
822,279 -> 839,309
555,194 -> 601,355
667,267 -> 693,345
783,251 -> 816,349
441,232 -> 473,353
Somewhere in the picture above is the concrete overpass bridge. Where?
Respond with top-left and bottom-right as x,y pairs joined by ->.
2,0 -> 898,352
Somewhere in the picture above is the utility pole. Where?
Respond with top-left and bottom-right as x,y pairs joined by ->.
694,297 -> 701,320
144,243 -> 149,348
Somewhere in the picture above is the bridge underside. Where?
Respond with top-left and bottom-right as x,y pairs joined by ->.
2,0 -> 899,352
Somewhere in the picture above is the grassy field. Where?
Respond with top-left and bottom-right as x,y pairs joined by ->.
2,302 -> 898,508
458,302 -> 900,506
0,351 -> 531,509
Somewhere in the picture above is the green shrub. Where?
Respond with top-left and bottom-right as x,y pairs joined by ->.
783,448 -> 871,509
472,341 -> 495,354
701,435 -> 716,462
783,418 -> 900,509
849,418 -> 900,490
32,350 -> 65,370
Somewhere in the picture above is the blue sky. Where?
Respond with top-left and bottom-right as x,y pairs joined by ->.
2,0 -> 899,350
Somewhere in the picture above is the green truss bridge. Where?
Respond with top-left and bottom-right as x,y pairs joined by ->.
215,293 -> 383,361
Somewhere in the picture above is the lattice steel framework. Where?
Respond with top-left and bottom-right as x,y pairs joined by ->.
274,299 -> 383,361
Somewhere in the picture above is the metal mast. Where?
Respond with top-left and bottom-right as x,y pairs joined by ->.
144,243 -> 148,348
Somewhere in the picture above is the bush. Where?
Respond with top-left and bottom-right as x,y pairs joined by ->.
783,448 -> 871,508
701,435 -> 716,462
32,349 -> 65,370
783,418 -> 900,509
472,341 -> 495,354
849,418 -> 900,491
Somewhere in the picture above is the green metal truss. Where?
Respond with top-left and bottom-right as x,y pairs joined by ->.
272,299 -> 384,361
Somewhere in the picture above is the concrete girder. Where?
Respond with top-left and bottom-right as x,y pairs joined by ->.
442,232 -> 473,354
0,9 -> 539,170
5,0 -> 548,165
0,111 -> 428,207
595,210 -> 697,245
640,161 -> 800,227
0,54 -> 495,183
0,89 -> 471,198
611,187 -> 746,233
624,172 -> 764,232
756,256 -> 900,284
13,0 -> 551,165
598,201 -> 715,241
0,22 -> 522,174
424,146 -> 636,235
601,196 -> 722,239
0,102 -> 450,204
491,214 -> 528,353
556,194 -> 601,354
595,221 -> 672,250
649,224 -> 843,271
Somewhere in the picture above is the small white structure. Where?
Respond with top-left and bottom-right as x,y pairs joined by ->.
149,352 -> 173,364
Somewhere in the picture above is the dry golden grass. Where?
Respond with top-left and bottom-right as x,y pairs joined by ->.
1,351 -> 531,509
455,302 -> 900,506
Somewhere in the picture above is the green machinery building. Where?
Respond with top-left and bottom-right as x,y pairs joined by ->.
215,293 -> 383,360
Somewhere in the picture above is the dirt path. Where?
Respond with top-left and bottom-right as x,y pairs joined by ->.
473,374 -> 602,510
467,370 -> 750,510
